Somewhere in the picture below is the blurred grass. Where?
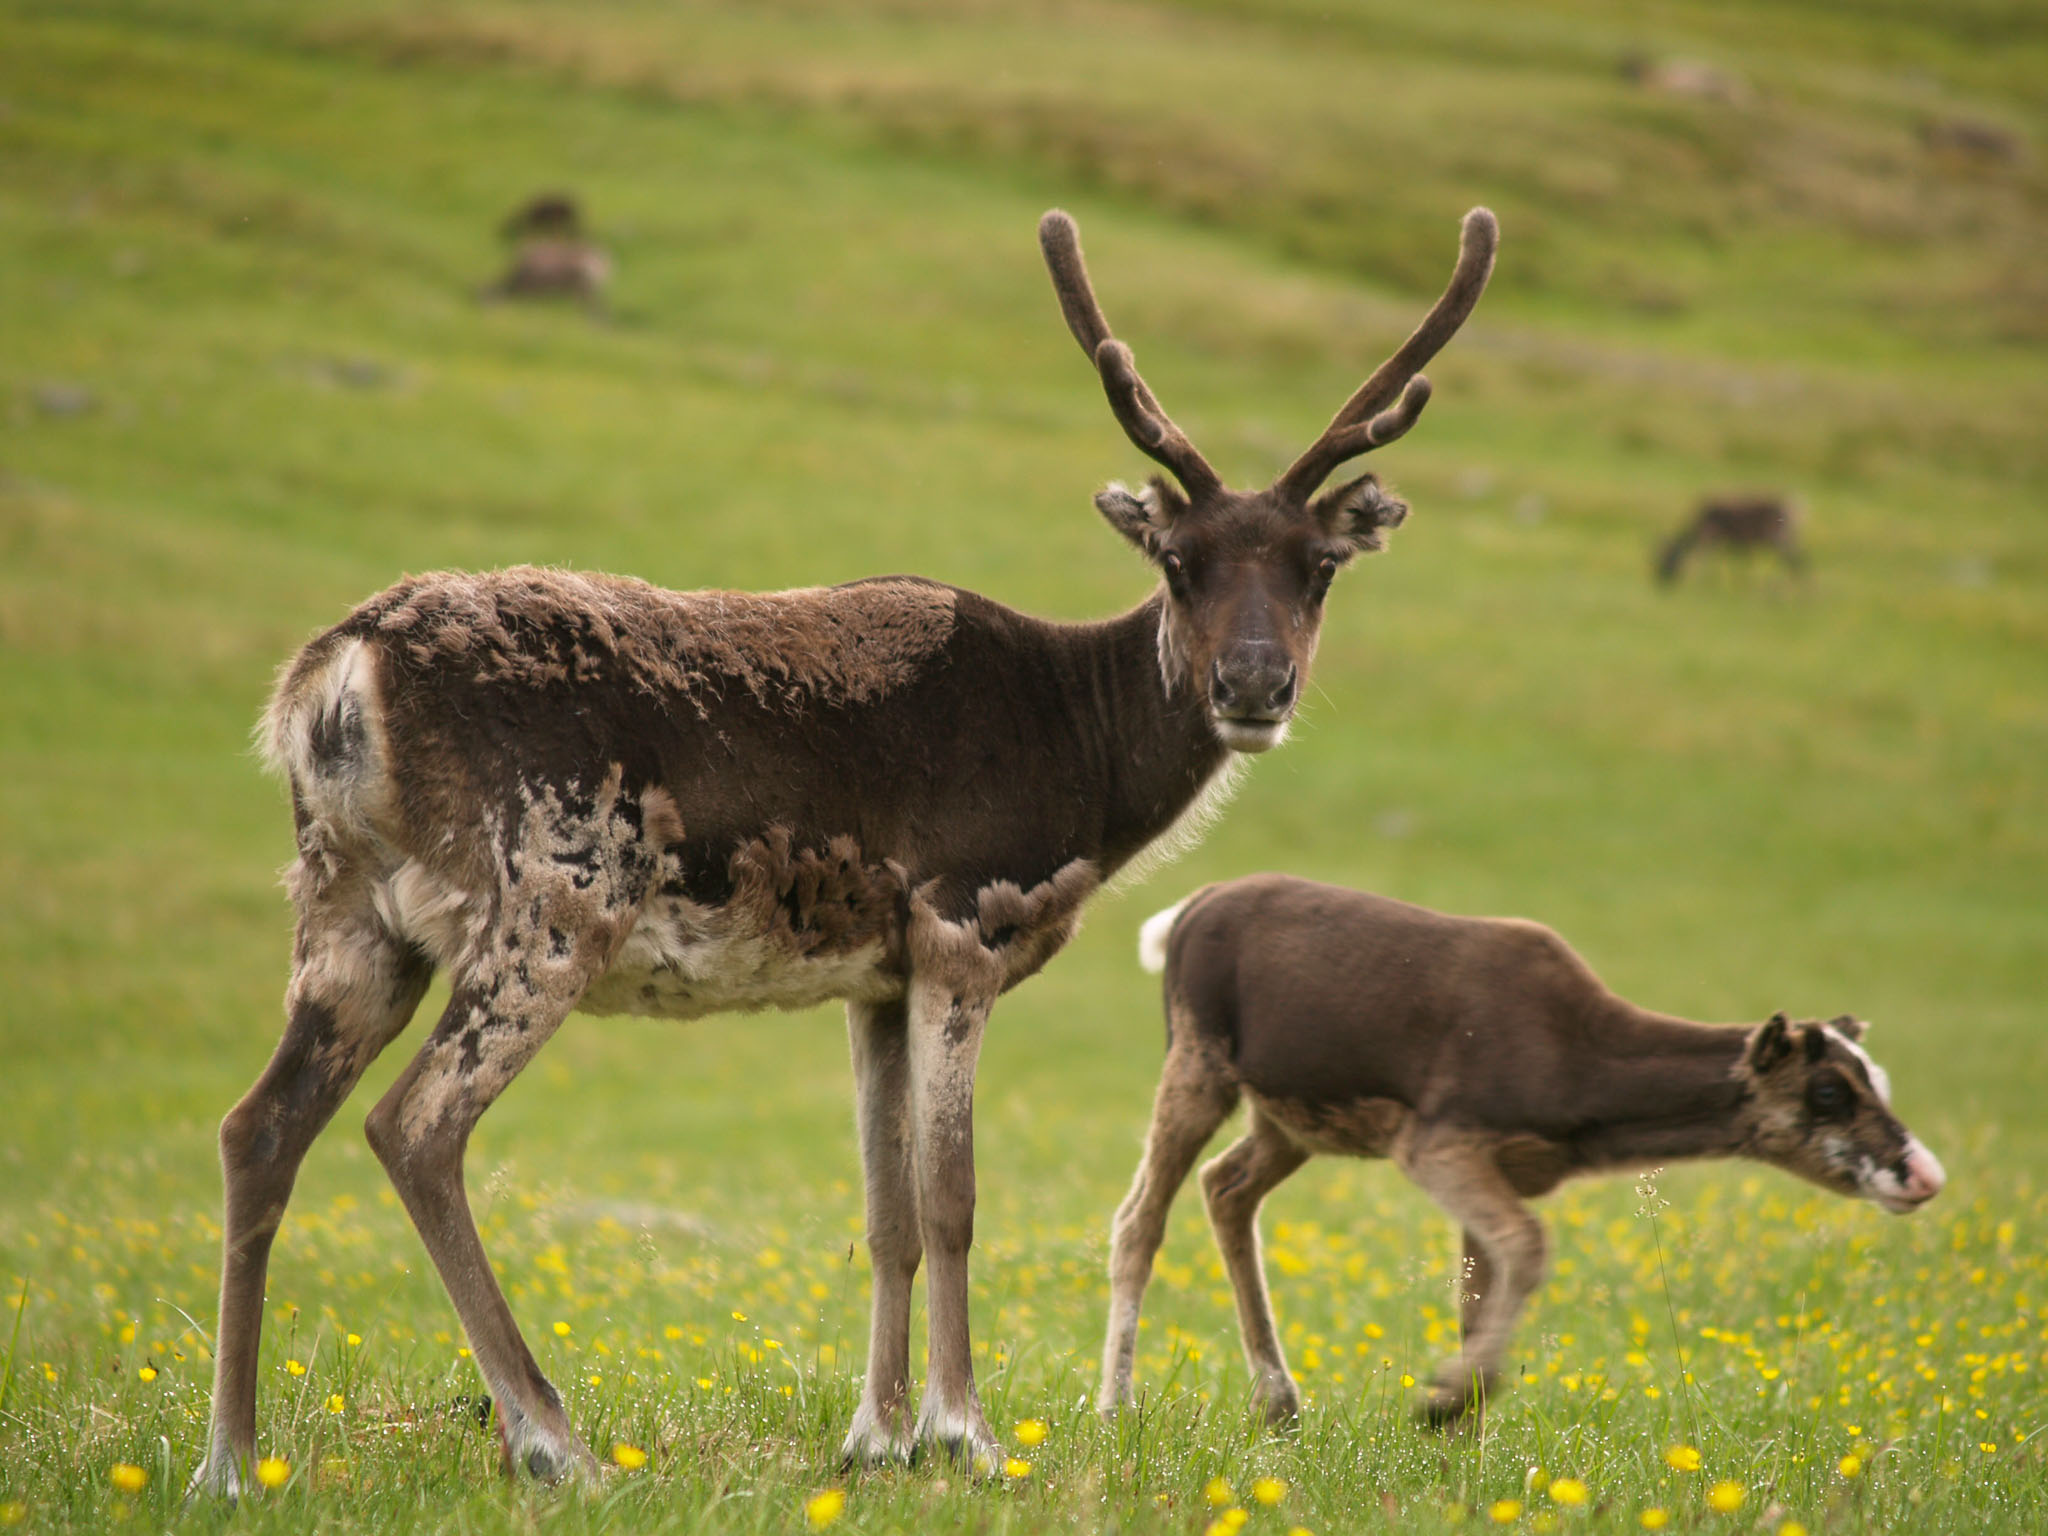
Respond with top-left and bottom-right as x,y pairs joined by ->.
1,1 -> 2044,1531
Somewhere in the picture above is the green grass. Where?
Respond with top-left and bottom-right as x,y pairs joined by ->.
1,1 -> 2043,1531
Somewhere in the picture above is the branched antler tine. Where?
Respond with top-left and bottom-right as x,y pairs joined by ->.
1329,208 -> 1496,431
1286,376 -> 1435,473
1040,209 -> 1221,495
1277,208 -> 1496,498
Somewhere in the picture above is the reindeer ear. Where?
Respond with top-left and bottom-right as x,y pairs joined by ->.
1309,473 -> 1409,554
1746,1012 -> 1793,1072
1094,477 -> 1184,554
1802,1023 -> 1830,1062
1828,1013 -> 1868,1041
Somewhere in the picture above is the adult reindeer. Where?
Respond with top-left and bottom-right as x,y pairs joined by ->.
191,205 -> 1496,1494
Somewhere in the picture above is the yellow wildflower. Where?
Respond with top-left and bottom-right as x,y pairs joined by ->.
0,1502 -> 25,1526
108,1465 -> 146,1495
1640,1511 -> 1669,1530
1780,1523 -> 1809,1536
804,1488 -> 846,1529
1252,1477 -> 1287,1505
255,1457 -> 290,1490
1707,1481 -> 1745,1513
136,1366 -> 157,1383
1005,1458 -> 1032,1478
1490,1500 -> 1523,1523
1549,1478 -> 1587,1506
1839,1453 -> 1861,1477
552,1321 -> 571,1337
1014,1418 -> 1048,1447
285,1359 -> 305,1376
613,1444 -> 647,1471
327,1393 -> 345,1414
345,1333 -> 361,1347
1205,1476 -> 1235,1507
1665,1445 -> 1701,1472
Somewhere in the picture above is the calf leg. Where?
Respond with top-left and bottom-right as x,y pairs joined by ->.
1098,1043 -> 1238,1418
192,900 -> 431,1499
840,998 -> 920,1467
1458,1227 -> 1495,1343
1400,1139 -> 1546,1427
1200,1108 -> 1309,1426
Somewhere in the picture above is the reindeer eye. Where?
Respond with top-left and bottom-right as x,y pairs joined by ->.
1160,550 -> 1188,593
1808,1077 -> 1851,1117
1308,555 -> 1340,604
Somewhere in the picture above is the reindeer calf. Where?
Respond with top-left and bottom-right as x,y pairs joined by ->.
1100,874 -> 1944,1427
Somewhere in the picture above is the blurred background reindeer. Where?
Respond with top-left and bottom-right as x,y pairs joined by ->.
1655,492 -> 1807,586
482,190 -> 611,310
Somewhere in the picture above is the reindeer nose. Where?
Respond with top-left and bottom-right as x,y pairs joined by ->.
1210,655 -> 1297,721
1899,1141 -> 1946,1205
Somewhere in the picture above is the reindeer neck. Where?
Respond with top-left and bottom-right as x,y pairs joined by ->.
1566,1009 -> 1753,1174
1053,590 -> 1233,877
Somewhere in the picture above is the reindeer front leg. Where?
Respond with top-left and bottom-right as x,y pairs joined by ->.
840,999 -> 920,1467
904,968 -> 1001,1468
1399,1136 -> 1546,1428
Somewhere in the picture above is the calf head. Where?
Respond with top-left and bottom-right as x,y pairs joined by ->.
1739,1013 -> 1945,1213
1041,207 -> 1496,752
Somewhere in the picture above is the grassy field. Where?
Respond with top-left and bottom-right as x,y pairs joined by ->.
2,1 -> 2044,1531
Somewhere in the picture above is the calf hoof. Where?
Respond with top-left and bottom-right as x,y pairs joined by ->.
505,1426 -> 598,1484
1417,1384 -> 1486,1432
1251,1380 -> 1302,1432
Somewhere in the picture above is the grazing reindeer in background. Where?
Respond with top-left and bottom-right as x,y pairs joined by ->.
191,205 -> 1496,1495
1655,493 -> 1806,585
1102,875 -> 1943,1428
483,190 -> 611,307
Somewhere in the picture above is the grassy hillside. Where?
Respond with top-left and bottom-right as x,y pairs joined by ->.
1,2 -> 2043,1532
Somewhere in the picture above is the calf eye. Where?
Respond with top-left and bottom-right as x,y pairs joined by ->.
1808,1078 -> 1851,1116
1160,550 -> 1189,596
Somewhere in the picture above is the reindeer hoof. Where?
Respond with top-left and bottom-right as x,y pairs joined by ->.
838,1400 -> 915,1471
911,1409 -> 1002,1477
183,1457 -> 243,1506
1417,1384 -> 1485,1432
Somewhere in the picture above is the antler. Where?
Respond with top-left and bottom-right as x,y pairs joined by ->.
1276,207 -> 1498,501
1039,211 -> 1222,498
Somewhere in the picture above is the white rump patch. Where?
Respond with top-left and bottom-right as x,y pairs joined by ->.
1137,899 -> 1189,974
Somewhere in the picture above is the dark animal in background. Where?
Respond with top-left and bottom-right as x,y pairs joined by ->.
484,191 -> 611,307
190,205 -> 1498,1495
1101,875 -> 1943,1428
1655,493 -> 1806,585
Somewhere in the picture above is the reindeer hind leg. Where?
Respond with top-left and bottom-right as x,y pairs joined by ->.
1200,1106 -> 1309,1427
193,879 -> 433,1499
1099,1039 -> 1239,1418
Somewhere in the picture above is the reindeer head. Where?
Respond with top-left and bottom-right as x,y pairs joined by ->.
1041,207 -> 1496,752
1737,1013 -> 1945,1214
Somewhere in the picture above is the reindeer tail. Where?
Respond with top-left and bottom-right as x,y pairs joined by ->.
1137,899 -> 1190,974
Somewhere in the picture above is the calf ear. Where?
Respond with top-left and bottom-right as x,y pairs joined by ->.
1802,1022 -> 1829,1062
1745,1011 -> 1793,1072
1828,1013 -> 1868,1041
1310,473 -> 1409,554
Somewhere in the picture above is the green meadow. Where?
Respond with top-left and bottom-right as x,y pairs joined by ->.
1,1 -> 2043,1531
